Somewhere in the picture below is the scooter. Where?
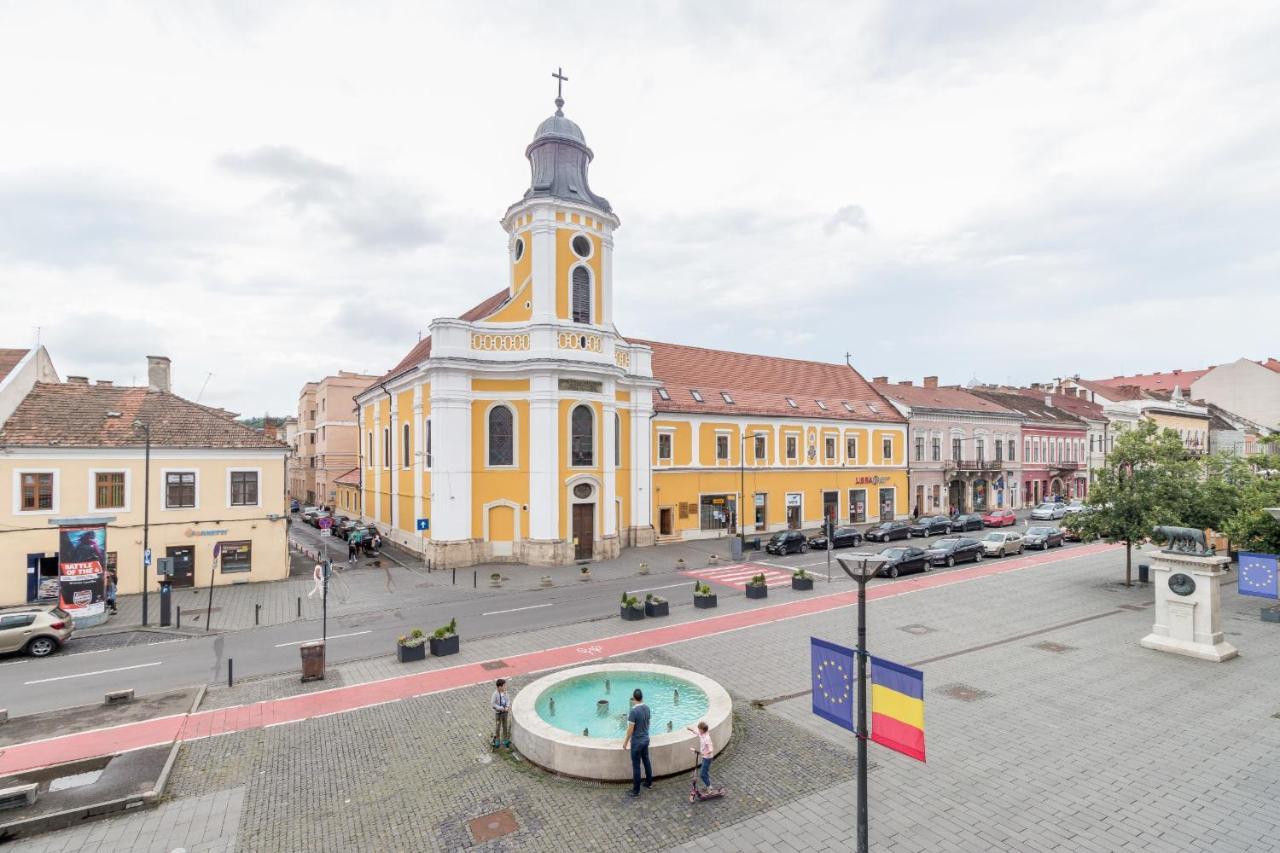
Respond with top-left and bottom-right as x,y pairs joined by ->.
688,758 -> 725,802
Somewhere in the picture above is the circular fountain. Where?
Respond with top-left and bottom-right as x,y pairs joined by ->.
510,663 -> 732,780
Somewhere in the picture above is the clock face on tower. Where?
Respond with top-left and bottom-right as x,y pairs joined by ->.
1169,573 -> 1196,596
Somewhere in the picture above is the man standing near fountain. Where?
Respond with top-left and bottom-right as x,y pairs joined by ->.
622,688 -> 653,797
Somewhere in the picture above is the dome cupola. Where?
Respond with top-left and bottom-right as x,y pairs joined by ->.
523,69 -> 611,213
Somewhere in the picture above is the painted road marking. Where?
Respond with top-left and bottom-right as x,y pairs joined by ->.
629,581 -> 693,594
682,563 -> 795,589
273,630 -> 372,648
23,661 -> 162,685
0,542 -> 1116,775
482,603 -> 555,616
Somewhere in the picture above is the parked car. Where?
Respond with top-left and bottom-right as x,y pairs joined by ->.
300,508 -> 321,525
766,530 -> 809,555
980,531 -> 1024,557
309,511 -> 334,528
808,526 -> 864,550
335,517 -> 360,539
950,513 -> 985,532
1024,526 -> 1065,549
0,604 -> 74,657
1061,513 -> 1092,542
909,516 -> 952,537
982,509 -> 1017,527
864,521 -> 911,542
924,537 -> 984,567
1062,499 -> 1086,515
874,546 -> 928,578
1030,502 -> 1067,521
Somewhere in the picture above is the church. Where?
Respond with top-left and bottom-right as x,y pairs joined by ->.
354,82 -> 908,568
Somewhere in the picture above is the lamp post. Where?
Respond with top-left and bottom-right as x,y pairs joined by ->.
133,421 -> 151,626
837,552 -> 888,853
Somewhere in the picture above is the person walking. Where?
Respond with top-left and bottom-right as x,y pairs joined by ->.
347,536 -> 357,565
621,688 -> 653,797
105,571 -> 118,615
491,679 -> 512,749
308,562 -> 324,598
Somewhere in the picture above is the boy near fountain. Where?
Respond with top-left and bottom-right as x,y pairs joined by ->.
687,721 -> 715,791
491,679 -> 512,749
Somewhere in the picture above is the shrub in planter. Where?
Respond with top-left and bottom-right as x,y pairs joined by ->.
397,628 -> 427,663
745,573 -> 769,599
638,562 -> 650,575
620,593 -> 645,621
429,618 -> 460,656
580,565 -> 592,581
693,581 -> 718,609
490,572 -> 503,588
792,568 -> 814,591
643,593 -> 669,618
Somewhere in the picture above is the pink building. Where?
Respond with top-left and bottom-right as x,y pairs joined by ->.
969,389 -> 1088,504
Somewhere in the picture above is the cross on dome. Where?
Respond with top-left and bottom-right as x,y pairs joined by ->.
552,66 -> 568,116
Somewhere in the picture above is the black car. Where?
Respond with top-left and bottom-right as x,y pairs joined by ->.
765,530 -> 808,555
875,546 -> 928,578
923,537 -> 984,567
949,513 -> 985,532
808,526 -> 864,550
909,516 -> 951,537
1023,526 -> 1065,549
335,517 -> 360,539
864,521 -> 911,542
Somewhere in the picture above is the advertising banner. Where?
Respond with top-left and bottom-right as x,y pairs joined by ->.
59,524 -> 107,617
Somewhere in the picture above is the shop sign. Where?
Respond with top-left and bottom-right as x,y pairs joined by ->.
786,493 -> 802,507
185,528 -> 229,538
59,524 -> 106,618
854,475 -> 893,485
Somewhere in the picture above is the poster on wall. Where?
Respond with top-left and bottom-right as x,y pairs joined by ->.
58,525 -> 107,618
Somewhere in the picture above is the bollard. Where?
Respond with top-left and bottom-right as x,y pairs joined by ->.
452,567 -> 456,585
297,596 -> 302,617
255,603 -> 260,625
473,570 -> 477,589
228,658 -> 234,688
176,605 -> 182,629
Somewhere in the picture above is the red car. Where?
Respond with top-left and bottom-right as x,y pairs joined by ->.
982,509 -> 1017,527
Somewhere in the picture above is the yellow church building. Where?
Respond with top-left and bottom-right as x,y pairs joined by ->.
354,89 -> 907,567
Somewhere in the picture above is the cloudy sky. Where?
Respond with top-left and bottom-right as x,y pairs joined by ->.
3,1 -> 1278,416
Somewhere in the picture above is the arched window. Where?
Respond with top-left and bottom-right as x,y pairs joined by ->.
488,405 -> 514,466
571,266 -> 591,324
571,404 -> 594,466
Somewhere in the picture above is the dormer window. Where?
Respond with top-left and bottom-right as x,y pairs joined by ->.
657,388 -> 670,401
867,403 -> 880,413
842,402 -> 854,412
786,398 -> 799,409
816,400 -> 828,411
690,390 -> 704,403
721,392 -> 735,404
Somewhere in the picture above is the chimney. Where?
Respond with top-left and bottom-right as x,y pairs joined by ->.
147,356 -> 171,393
923,376 -> 939,388
1045,394 -> 1053,407
96,379 -> 113,387
873,376 -> 888,384
898,380 -> 913,386
1030,382 -> 1042,391
67,375 -> 89,385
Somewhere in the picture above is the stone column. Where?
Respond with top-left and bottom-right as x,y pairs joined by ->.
425,370 -> 475,567
1140,550 -> 1238,662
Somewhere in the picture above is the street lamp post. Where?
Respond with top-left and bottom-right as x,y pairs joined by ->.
837,552 -> 888,853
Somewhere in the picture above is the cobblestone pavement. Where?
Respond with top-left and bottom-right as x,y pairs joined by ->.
15,545 -> 1280,851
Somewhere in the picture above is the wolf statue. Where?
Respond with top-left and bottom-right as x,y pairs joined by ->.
1151,525 -> 1212,556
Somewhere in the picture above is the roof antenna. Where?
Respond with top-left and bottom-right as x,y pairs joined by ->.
195,371 -> 214,403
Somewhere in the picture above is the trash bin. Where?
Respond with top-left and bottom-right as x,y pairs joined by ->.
1137,564 -> 1150,584
300,641 -> 326,682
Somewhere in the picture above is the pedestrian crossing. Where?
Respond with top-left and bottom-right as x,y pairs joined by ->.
681,562 -> 795,590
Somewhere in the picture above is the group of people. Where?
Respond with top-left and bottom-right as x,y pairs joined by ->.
345,529 -> 381,564
489,679 -> 718,799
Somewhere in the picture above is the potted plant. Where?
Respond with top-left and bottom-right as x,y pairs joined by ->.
792,568 -> 814,591
490,572 -> 502,588
620,593 -> 645,621
638,562 -> 650,575
580,565 -> 592,581
745,573 -> 769,600
693,581 -> 717,609
644,593 -> 669,618
429,618 -> 460,656
397,628 -> 427,663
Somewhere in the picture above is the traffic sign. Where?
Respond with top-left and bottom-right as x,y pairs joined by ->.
320,527 -> 332,537
416,518 -> 430,531
144,548 -> 152,566
318,516 -> 333,529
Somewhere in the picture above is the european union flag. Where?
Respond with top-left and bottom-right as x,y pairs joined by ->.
811,637 -> 857,732
1239,552 -> 1279,599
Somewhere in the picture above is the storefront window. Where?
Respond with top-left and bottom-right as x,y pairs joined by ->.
220,541 -> 252,574
848,489 -> 867,523
699,495 -> 736,532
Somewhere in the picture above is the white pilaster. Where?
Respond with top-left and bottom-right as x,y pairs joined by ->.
372,404 -> 382,523
412,384 -> 424,547
529,373 -> 560,540
632,390 -> 654,529
600,230 -> 614,328
428,370 -> 473,541
530,209 -> 557,323
603,394 -> 617,536
389,393 -> 400,531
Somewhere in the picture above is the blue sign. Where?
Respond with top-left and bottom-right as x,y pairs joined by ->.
143,548 -> 152,566
416,518 -> 430,531
1239,552 -> 1279,599
811,636 -> 857,733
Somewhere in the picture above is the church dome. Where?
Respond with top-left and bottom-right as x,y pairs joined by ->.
523,96 -> 611,214
532,113 -> 586,145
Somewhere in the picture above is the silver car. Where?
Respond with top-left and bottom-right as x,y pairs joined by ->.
980,531 -> 1024,557
1030,502 -> 1067,520
0,604 -> 74,657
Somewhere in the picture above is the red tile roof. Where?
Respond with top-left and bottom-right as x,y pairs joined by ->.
1262,358 -> 1280,374
1092,367 -> 1211,393
636,340 -> 903,422
1013,388 -> 1106,422
872,383 -> 1017,416
967,388 -> 1086,428
0,382 -> 286,449
334,467 -> 360,486
0,348 -> 28,385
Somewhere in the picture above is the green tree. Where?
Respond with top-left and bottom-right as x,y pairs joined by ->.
1221,475 -> 1280,555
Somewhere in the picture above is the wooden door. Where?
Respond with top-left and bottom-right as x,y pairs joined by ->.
168,546 -> 195,588
572,504 -> 594,560
659,508 -> 673,537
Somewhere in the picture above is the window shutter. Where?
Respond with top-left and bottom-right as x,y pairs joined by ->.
571,266 -> 591,323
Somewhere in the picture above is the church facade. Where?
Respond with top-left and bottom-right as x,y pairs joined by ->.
354,95 -> 907,568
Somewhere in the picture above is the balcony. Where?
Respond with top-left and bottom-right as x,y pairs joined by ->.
946,458 -> 1003,474
1049,460 -> 1080,471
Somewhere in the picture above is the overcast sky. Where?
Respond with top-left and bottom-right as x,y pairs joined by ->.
3,1 -> 1278,416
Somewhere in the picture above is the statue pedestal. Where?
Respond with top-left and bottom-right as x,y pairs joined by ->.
1140,551 -> 1237,662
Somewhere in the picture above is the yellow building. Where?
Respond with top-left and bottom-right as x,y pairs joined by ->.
354,90 -> 906,567
334,467 -> 361,517
0,352 -> 289,612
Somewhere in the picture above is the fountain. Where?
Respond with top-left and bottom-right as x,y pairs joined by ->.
511,663 -> 733,781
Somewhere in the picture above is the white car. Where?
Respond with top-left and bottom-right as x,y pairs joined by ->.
1062,500 -> 1086,515
1030,502 -> 1067,520
980,531 -> 1024,557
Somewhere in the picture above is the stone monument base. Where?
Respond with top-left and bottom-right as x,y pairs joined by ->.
1140,550 -> 1238,662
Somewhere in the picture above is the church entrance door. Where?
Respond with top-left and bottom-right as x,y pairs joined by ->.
573,504 -> 594,560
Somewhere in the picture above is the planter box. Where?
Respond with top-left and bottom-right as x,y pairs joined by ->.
1262,606 -> 1280,624
745,584 -> 768,600
791,576 -> 814,591
644,600 -> 669,618
397,643 -> 426,663
694,594 -> 718,609
429,634 -> 460,657
620,606 -> 645,621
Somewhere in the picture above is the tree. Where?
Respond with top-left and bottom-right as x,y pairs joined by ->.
1221,475 -> 1280,555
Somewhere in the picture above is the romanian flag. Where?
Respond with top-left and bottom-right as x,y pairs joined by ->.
869,656 -> 926,762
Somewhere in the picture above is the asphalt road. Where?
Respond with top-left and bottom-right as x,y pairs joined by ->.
0,514 -> 1083,716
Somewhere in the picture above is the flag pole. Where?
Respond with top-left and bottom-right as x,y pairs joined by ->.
856,557 -> 869,853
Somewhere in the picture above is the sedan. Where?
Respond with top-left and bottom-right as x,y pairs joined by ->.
874,546 -> 928,578
1023,526 -> 1065,549
1062,500 -> 1086,515
765,531 -> 808,555
950,513 -> 985,532
864,521 -> 911,542
980,531 -> 1024,557
923,537 -> 984,567
808,526 -> 864,550
982,509 -> 1017,527
1030,502 -> 1067,521
909,516 -> 952,537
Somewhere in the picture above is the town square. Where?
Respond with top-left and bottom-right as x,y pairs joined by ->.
3,3 -> 1280,851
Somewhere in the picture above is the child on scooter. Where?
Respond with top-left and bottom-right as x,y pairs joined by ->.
687,721 -> 714,792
